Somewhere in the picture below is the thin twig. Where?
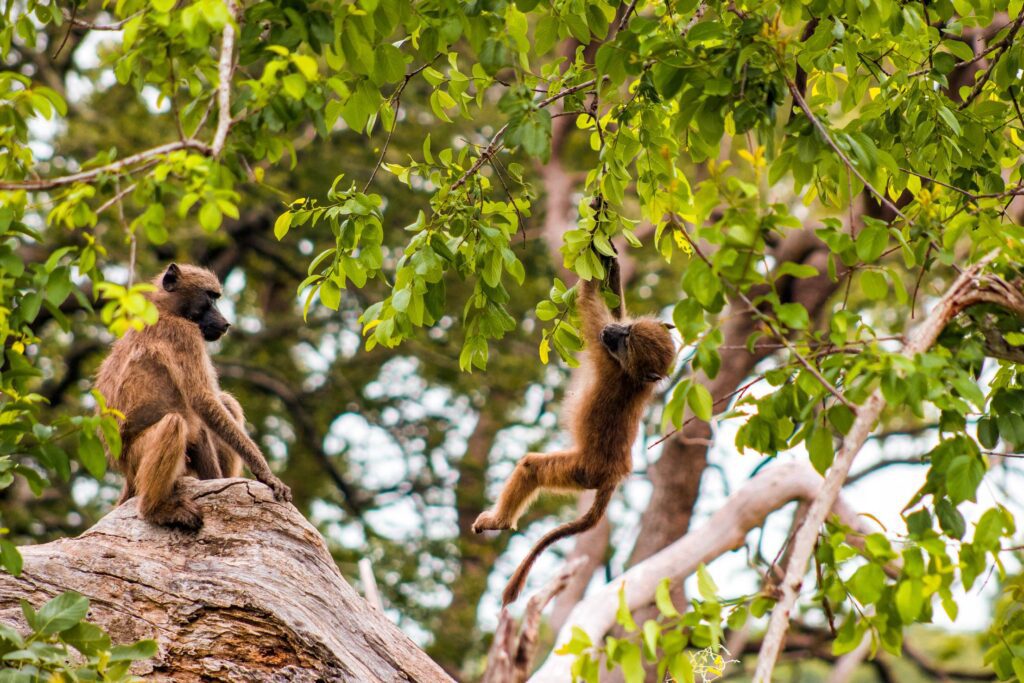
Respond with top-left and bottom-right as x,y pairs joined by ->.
61,7 -> 145,30
363,60 -> 436,192
0,140 -> 210,191
358,558 -> 384,612
113,179 -> 136,288
959,9 -> 1024,110
211,0 -> 240,157
95,180 -> 140,216
450,78 -> 598,191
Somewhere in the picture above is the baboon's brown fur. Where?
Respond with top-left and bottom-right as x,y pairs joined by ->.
95,263 -> 291,530
473,257 -> 676,604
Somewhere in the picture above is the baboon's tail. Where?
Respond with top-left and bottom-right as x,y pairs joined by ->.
502,485 -> 616,606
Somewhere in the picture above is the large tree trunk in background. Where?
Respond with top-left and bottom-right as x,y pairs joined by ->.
0,478 -> 451,683
629,225 -> 840,566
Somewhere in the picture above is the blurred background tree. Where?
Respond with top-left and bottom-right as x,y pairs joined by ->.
4,1 -> 1024,681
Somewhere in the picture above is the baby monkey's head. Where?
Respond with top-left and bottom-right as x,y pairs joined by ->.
600,318 -> 676,383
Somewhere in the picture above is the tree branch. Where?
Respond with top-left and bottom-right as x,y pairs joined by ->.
530,461 -> 867,683
0,140 -> 211,191
211,0 -> 240,157
752,254 -> 998,682
61,8 -> 144,31
482,558 -> 586,683
451,79 -> 597,191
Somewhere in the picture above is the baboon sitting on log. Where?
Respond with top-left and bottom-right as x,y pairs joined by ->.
96,263 -> 291,530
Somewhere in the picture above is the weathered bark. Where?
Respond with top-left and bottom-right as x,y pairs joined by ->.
0,478 -> 452,683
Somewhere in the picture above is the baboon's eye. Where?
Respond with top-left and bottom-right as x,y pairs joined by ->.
207,290 -> 221,300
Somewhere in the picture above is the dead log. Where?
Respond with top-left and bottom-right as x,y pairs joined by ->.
0,478 -> 453,683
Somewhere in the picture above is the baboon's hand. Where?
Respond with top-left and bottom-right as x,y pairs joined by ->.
264,476 -> 292,503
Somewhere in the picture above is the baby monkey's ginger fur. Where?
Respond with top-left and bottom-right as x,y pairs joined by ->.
96,264 -> 291,530
473,257 -> 675,604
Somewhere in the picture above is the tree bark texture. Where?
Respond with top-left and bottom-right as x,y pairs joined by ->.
0,478 -> 452,683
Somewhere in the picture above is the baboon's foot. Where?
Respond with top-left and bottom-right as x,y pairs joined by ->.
472,510 -> 511,534
147,497 -> 204,531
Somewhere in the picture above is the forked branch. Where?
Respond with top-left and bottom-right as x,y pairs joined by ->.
753,253 -> 1002,681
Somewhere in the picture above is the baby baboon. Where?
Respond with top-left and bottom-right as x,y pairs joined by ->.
95,263 -> 291,529
473,257 -> 676,604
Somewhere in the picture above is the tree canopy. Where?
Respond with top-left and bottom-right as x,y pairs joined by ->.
4,0 -> 1024,680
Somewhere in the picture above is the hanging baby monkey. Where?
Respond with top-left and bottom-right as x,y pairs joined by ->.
473,255 -> 676,605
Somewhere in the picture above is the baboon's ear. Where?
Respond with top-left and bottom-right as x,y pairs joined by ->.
163,263 -> 181,292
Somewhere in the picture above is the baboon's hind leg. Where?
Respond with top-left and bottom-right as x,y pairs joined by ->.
133,413 -> 203,530
472,450 -> 583,533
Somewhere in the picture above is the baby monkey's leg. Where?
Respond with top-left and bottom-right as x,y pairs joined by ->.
472,450 -> 582,533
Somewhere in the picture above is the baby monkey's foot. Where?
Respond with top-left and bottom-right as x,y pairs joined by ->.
472,510 -> 510,534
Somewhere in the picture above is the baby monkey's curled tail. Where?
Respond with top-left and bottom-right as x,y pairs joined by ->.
501,484 -> 616,606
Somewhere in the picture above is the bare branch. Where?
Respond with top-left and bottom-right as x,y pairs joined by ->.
0,140 -> 210,191
451,79 -> 597,191
61,8 -> 145,30
752,254 -> 998,682
530,461 -> 866,683
211,0 -> 240,157
483,558 -> 586,683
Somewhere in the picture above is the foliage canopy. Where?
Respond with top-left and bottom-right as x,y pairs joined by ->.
4,0 -> 1024,678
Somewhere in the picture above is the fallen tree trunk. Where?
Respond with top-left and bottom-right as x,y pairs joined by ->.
0,478 -> 452,683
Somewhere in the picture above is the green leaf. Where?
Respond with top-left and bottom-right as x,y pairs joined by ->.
60,621 -> 110,656
846,563 -> 885,605
319,280 -> 342,311
554,626 -> 592,655
619,641 -> 644,683
860,270 -> 888,300
77,432 -> 106,480
616,583 -> 637,632
109,639 -> 158,661
895,579 -> 923,623
936,497 -> 966,539
687,383 -> 713,421
0,541 -> 21,577
35,592 -> 88,636
855,224 -> 888,263
696,564 -> 718,601
947,454 -> 985,504
642,620 -> 659,659
667,652 -> 694,683
808,426 -> 835,475
655,578 -> 679,618
198,202 -> 222,232
775,302 -> 809,330
274,212 -> 292,240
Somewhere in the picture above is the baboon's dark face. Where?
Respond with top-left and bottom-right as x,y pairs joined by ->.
161,264 -> 230,341
601,319 -> 675,383
189,291 -> 230,341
